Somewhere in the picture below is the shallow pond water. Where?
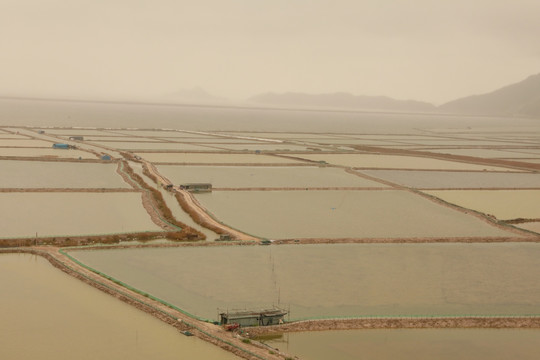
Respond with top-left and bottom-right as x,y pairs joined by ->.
195,190 -> 514,239
259,329 -> 540,360
360,170 -> 540,189
0,192 -> 161,238
0,160 -> 129,188
0,147 -> 96,159
91,141 -> 215,151
158,165 -> 386,188
426,190 -> 540,220
421,148 -> 540,159
70,243 -> 540,321
207,143 -> 322,151
0,253 -> 238,360
294,154 -> 516,171
136,152 -> 305,164
0,139 -> 53,147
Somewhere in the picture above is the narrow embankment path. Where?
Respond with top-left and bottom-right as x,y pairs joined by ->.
142,159 -> 260,241
245,316 -> 540,337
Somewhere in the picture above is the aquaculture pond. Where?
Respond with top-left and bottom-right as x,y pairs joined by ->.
157,165 -> 386,189
426,190 -> 540,220
258,329 -> 540,360
0,147 -> 96,159
135,152 -> 304,164
0,139 -> 53,147
0,253 -> 238,360
70,243 -> 540,322
194,190 -> 514,239
0,192 -> 161,238
207,143 -> 322,151
360,170 -> 540,189
0,160 -> 130,188
293,154 -> 515,171
91,141 -> 216,151
421,148 -> 540,159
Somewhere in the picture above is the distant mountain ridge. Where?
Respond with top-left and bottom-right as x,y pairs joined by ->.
439,73 -> 540,117
248,73 -> 540,118
248,92 -> 436,113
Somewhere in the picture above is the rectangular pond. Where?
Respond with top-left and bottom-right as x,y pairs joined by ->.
91,141 -> 215,151
39,129 -> 117,136
294,154 -> 516,171
194,190 -> 514,239
259,329 -> 540,360
422,148 -> 540,159
360,170 -> 540,189
157,165 -> 387,189
136,152 -> 304,164
426,190 -> 540,220
517,222 -> 540,234
0,139 -> 54,147
0,192 -> 161,238
215,132 -> 348,140
205,143 -> 323,152
110,130 -> 212,138
0,147 -> 96,159
0,133 -> 33,139
0,160 -> 130,188
0,253 -> 237,360
163,138 -> 269,144
70,243 -> 540,321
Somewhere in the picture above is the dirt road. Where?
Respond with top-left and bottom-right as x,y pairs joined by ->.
141,158 -> 260,241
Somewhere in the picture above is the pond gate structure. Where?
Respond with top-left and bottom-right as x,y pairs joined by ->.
219,308 -> 288,327
179,183 -> 212,193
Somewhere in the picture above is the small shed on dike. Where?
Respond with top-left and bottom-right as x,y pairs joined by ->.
52,143 -> 70,149
219,308 -> 287,327
179,183 -> 212,192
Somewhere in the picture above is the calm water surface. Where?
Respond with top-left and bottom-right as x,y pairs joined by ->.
0,192 -> 161,238
259,329 -> 540,360
361,170 -> 540,189
0,160 -> 129,188
158,165 -> 385,188
0,253 -> 238,360
195,190 -> 514,239
70,243 -> 540,321
427,190 -> 540,220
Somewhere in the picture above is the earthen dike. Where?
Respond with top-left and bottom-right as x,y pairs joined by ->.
2,127 -> 540,359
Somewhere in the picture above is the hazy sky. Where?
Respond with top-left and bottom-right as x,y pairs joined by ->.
1,0 -> 539,104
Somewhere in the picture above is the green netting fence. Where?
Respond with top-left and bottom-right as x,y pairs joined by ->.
52,248 -> 268,360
